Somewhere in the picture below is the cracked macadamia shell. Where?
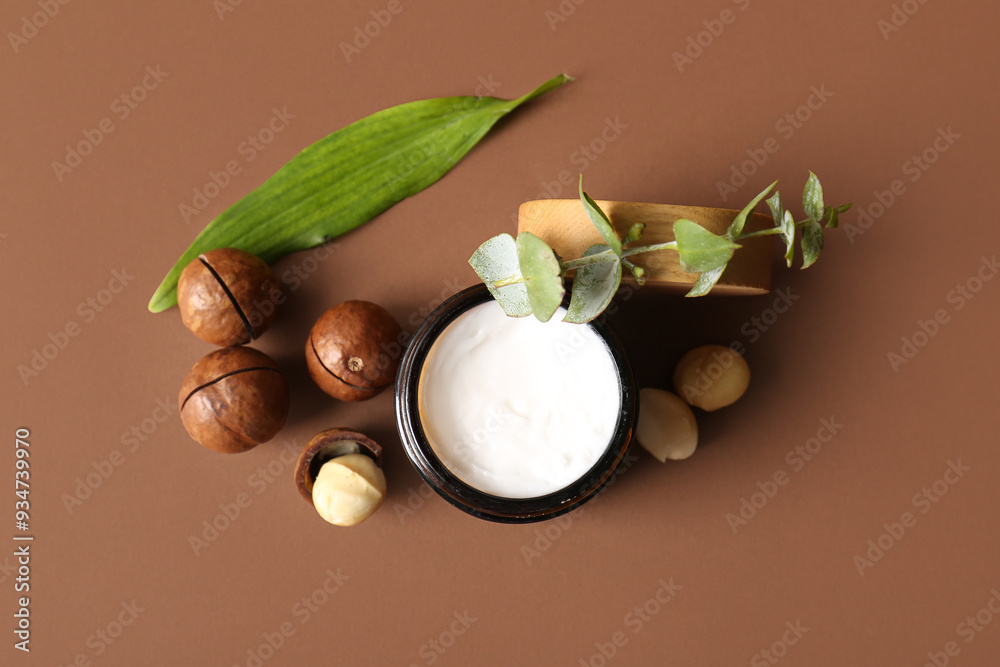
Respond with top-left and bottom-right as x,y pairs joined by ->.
305,301 -> 403,401
293,428 -> 383,502
177,247 -> 281,347
179,346 -> 289,453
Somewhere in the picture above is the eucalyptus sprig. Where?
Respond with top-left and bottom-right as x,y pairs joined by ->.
469,173 -> 851,323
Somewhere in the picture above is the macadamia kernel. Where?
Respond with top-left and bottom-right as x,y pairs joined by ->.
636,389 -> 698,462
311,454 -> 386,526
673,345 -> 750,411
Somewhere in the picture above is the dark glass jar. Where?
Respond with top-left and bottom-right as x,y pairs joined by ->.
395,284 -> 636,523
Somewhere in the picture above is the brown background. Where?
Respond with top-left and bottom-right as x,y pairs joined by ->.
3,0 -> 999,665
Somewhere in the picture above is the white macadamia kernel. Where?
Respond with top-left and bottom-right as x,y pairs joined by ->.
673,345 -> 750,411
311,453 -> 386,526
636,388 -> 698,462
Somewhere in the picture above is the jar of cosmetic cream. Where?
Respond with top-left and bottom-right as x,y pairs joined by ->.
395,284 -> 636,523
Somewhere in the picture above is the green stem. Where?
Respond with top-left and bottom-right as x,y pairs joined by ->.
561,249 -> 619,270
620,241 -> 677,257
736,228 -> 782,240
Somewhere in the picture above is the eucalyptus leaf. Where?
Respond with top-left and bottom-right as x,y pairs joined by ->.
673,219 -> 741,273
469,233 -> 532,317
803,171 -> 824,221
800,219 -> 823,269
685,265 -> 726,297
766,191 -> 783,228
825,202 -> 852,228
564,245 -> 622,324
516,232 -> 565,322
726,180 -> 777,239
148,74 -> 573,312
579,177 -> 622,256
780,210 -> 796,268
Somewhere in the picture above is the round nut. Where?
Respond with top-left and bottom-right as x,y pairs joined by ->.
178,247 -> 282,346
178,346 -> 289,453
636,389 -> 698,462
311,454 -> 386,526
673,345 -> 750,411
293,428 -> 383,502
305,301 -> 403,401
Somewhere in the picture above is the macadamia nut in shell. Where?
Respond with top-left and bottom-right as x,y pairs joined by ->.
178,248 -> 281,346
305,301 -> 402,401
179,346 -> 289,453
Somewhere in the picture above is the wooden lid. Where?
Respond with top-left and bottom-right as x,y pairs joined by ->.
517,199 -> 773,295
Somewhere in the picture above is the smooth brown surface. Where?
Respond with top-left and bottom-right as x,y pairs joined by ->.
178,248 -> 281,346
179,346 -> 289,454
2,1 -> 998,665
519,199 -> 774,294
305,301 -> 402,401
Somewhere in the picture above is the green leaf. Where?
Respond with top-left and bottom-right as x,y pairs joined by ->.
780,210 -> 796,268
825,202 -> 852,228
148,74 -> 573,312
673,219 -> 741,273
516,232 -> 565,322
469,233 -> 532,317
564,245 -> 622,324
579,177 -> 622,256
727,180 -> 777,239
685,265 -> 726,297
800,219 -> 823,269
803,171 -> 824,221
766,191 -> 783,227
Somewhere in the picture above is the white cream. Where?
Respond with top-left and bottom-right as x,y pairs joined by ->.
418,301 -> 621,498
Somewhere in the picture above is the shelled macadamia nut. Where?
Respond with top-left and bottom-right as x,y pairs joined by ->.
179,346 -> 289,453
673,345 -> 750,411
178,248 -> 281,346
312,455 -> 386,526
294,428 -> 385,526
305,301 -> 402,401
636,389 -> 698,461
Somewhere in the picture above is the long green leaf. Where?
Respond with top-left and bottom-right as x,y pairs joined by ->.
726,180 -> 777,239
149,74 -> 573,312
579,177 -> 622,255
